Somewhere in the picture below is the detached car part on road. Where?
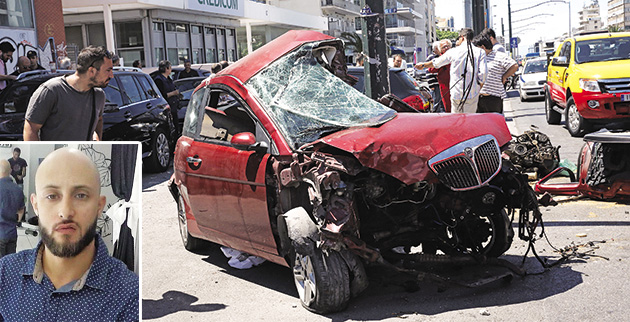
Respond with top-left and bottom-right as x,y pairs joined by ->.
535,129 -> 630,200
169,30 -> 544,314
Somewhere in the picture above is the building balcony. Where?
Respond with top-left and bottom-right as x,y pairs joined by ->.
321,0 -> 361,17
385,7 -> 423,19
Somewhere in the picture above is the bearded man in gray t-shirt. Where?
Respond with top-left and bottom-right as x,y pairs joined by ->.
23,46 -> 113,141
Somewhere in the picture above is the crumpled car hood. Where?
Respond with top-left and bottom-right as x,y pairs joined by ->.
310,113 -> 512,185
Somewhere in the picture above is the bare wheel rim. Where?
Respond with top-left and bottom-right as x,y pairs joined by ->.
156,132 -> 170,167
293,253 -> 316,306
178,195 -> 188,245
567,103 -> 581,132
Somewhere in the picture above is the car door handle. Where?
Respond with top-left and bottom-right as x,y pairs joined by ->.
145,103 -> 152,109
187,156 -> 202,163
555,71 -> 559,74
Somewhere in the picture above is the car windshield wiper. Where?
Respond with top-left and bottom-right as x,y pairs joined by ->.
297,125 -> 348,138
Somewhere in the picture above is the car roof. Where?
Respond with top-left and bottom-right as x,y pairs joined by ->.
571,31 -> 630,42
219,30 -> 335,83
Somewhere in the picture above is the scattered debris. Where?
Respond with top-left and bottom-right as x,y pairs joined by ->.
220,247 -> 266,269
576,233 -> 588,238
479,308 -> 490,316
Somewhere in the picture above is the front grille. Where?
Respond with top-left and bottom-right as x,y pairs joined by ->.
429,135 -> 502,191
598,78 -> 630,94
614,102 -> 630,115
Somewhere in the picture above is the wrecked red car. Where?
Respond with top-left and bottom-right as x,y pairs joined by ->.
535,129 -> 630,200
169,30 -> 541,313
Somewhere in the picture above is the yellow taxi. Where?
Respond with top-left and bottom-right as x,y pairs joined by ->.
545,32 -> 630,136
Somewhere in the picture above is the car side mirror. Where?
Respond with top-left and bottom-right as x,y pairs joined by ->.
551,56 -> 568,66
231,132 -> 268,153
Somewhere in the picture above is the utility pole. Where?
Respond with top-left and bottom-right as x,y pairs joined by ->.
360,0 -> 389,100
508,0 -> 513,56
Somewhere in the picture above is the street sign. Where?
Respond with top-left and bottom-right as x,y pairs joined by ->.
511,37 -> 518,49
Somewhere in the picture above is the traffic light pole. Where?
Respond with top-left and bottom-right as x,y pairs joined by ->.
360,0 -> 389,100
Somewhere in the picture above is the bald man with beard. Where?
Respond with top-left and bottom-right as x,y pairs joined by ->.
9,56 -> 32,77
0,148 -> 138,321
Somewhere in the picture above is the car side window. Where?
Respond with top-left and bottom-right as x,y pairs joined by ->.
0,83 -> 38,114
136,75 -> 158,99
560,41 -> 572,60
118,75 -> 144,104
199,89 -> 255,142
103,77 -> 124,107
182,87 -> 206,136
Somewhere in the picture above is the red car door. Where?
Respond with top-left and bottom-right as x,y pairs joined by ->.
179,86 -> 278,258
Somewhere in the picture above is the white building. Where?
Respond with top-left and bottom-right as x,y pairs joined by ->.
62,0 -> 327,67
607,0 -> 630,31
578,1 -> 604,34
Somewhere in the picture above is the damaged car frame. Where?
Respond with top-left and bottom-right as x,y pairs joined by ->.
169,30 -> 543,314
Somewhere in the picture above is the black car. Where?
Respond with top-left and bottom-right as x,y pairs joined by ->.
0,70 -> 176,172
347,67 -> 432,112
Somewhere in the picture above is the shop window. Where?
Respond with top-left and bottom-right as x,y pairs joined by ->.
218,49 -> 225,61
227,29 -> 234,36
229,49 -> 236,62
193,48 -> 203,64
153,22 -> 163,31
167,48 -> 189,65
219,29 -> 225,36
118,49 -> 144,67
192,26 -> 203,34
166,22 -> 188,33
155,48 -> 164,64
65,26 -> 84,51
0,0 -> 34,28
206,48 -> 216,63
205,27 -> 215,35
116,22 -> 143,48
87,24 -> 107,47
167,48 -> 178,64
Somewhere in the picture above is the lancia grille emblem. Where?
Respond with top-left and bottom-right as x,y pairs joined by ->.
464,147 -> 474,159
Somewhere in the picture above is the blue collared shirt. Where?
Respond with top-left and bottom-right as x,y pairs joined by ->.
0,176 -> 24,241
0,235 -> 139,321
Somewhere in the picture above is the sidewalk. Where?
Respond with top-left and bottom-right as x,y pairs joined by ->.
16,224 -> 40,252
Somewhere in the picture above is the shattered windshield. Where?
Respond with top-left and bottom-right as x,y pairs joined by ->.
245,44 -> 396,150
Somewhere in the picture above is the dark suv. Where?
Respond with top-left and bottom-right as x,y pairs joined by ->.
0,69 -> 176,172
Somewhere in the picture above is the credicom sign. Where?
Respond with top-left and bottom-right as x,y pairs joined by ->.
188,0 -> 245,17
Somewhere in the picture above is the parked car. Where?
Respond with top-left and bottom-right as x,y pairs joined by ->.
169,30 -> 542,314
173,76 -> 206,129
517,57 -> 548,101
347,66 -> 432,111
535,128 -> 630,200
0,69 -> 176,172
546,32 -> 630,136
146,63 -> 212,81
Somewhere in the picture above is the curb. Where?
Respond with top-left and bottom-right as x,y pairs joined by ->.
503,98 -> 519,135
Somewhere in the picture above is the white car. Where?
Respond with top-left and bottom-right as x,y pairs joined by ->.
517,57 -> 548,101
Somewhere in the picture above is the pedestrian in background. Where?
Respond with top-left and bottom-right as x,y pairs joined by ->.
179,59 -> 197,79
26,50 -> 45,70
427,39 -> 453,113
24,46 -> 112,141
415,28 -> 487,113
9,56 -> 31,77
481,28 -> 506,53
112,54 -> 121,66
473,34 -> 518,113
391,54 -> 404,68
132,60 -> 141,68
0,42 -> 16,91
0,159 -> 25,259
425,41 -> 444,112
153,60 -> 180,134
7,147 -> 26,191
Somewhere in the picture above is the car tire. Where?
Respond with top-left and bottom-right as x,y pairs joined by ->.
177,194 -> 204,251
545,89 -> 561,125
293,245 -> 351,314
145,128 -> 171,172
453,209 -> 513,258
565,97 -> 590,137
